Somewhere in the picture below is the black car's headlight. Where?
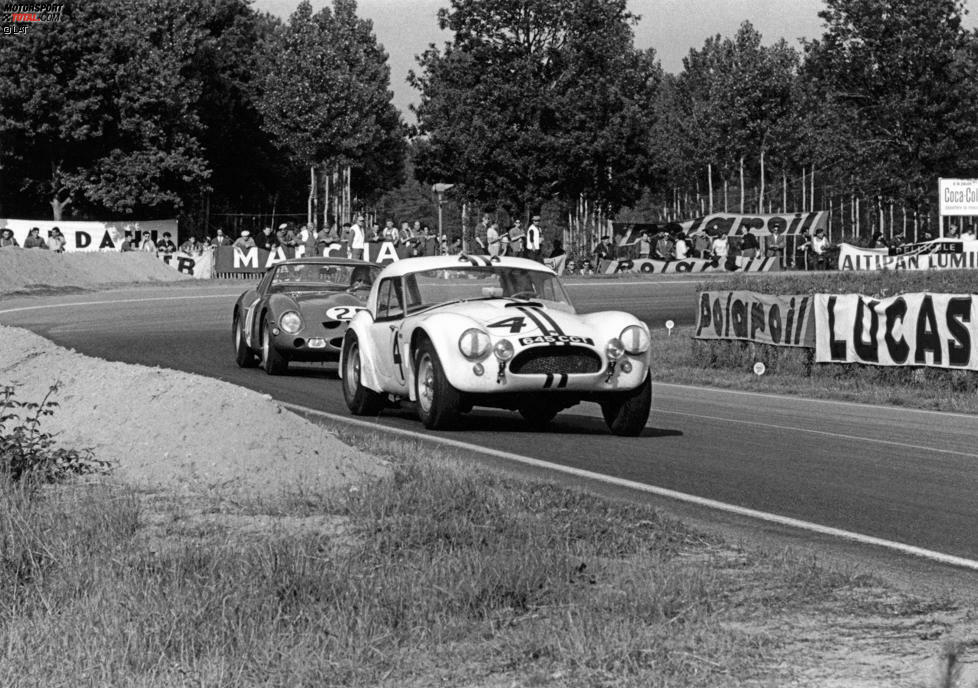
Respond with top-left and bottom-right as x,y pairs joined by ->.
280,311 -> 303,334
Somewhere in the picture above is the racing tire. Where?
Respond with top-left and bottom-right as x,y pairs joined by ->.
600,373 -> 651,436
414,340 -> 461,430
342,334 -> 385,416
233,312 -> 258,368
261,315 -> 289,375
518,403 -> 560,429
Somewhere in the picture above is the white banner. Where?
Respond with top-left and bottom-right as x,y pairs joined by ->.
677,211 -> 827,237
939,178 -> 978,216
0,218 -> 178,252
603,255 -> 779,274
838,239 -> 978,271
159,250 -> 212,279
815,293 -> 978,370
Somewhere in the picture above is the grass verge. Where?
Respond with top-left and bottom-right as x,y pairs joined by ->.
1,436 -> 966,687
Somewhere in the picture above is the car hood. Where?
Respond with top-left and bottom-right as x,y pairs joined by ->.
285,291 -> 364,309
422,299 -> 588,338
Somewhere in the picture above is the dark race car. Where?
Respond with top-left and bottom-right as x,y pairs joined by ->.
232,257 -> 381,374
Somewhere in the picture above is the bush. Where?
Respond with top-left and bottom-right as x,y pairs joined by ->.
0,384 -> 109,484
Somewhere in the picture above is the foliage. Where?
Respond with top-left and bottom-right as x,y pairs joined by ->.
0,385 -> 109,484
259,0 -> 406,203
0,0 -> 211,218
410,0 -> 659,215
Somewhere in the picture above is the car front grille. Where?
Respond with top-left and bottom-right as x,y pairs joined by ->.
509,346 -> 602,375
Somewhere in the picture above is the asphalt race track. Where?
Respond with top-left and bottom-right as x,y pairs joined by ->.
3,277 -> 978,585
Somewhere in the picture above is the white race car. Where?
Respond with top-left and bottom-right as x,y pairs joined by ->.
339,255 -> 652,435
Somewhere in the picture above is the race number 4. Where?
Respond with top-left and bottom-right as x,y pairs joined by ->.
487,316 -> 526,334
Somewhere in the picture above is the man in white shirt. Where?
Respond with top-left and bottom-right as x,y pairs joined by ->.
350,215 -> 365,260
486,222 -> 501,257
526,215 -> 542,261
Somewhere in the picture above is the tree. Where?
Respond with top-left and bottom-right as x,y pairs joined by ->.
0,0 -> 211,219
801,0 -> 978,205
259,0 -> 406,204
410,0 -> 658,216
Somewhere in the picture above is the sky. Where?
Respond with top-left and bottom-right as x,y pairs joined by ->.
254,0 -> 978,120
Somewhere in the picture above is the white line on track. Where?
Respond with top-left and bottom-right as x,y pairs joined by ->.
0,293 -> 233,316
282,401 -> 978,573
656,408 -> 978,460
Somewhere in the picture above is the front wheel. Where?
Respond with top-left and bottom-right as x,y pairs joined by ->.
233,312 -> 258,368
342,334 -> 385,416
261,315 -> 289,375
600,374 -> 651,436
414,340 -> 461,430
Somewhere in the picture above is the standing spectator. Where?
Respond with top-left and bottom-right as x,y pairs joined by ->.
277,223 -> 296,248
24,227 -> 49,249
508,219 -> 525,257
961,226 -> 976,241
740,230 -> 759,260
870,232 -> 889,249
212,229 -> 231,247
766,226 -> 786,267
119,231 -> 134,252
369,222 -> 382,243
421,225 -> 437,256
138,232 -> 156,252
592,235 -> 611,272
474,213 -> 491,253
447,234 -> 462,255
179,236 -> 201,255
0,228 -> 19,248
655,232 -> 673,260
692,231 -> 710,259
349,214 -> 366,260
157,231 -> 177,254
382,218 -> 399,245
674,232 -> 689,260
48,227 -> 66,253
486,222 -> 501,257
811,228 -> 829,269
296,223 -> 311,250
710,232 -> 728,265
525,215 -> 542,260
638,231 -> 651,259
255,226 -> 276,250
233,230 -> 256,250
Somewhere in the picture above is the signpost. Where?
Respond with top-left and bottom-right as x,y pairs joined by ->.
938,178 -> 978,237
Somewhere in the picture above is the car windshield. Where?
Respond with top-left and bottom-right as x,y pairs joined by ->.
270,263 -> 379,293
401,266 -> 574,313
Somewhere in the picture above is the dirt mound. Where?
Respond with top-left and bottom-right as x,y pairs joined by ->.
0,250 -> 190,295
0,324 -> 388,496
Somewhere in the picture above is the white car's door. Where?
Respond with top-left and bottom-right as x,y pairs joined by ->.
370,277 -> 410,393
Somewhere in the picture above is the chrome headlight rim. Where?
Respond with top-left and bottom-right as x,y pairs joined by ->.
458,327 -> 491,361
279,310 -> 303,334
606,337 -> 625,361
619,324 -> 650,355
493,339 -> 515,361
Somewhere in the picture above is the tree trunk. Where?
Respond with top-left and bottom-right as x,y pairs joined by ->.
801,168 -> 806,212
782,171 -> 787,212
738,156 -> 745,213
758,150 -> 765,214
707,163 -> 713,214
50,195 -> 70,221
723,178 -> 728,213
810,165 -> 815,212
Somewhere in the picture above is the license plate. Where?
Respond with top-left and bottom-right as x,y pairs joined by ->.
518,335 -> 594,345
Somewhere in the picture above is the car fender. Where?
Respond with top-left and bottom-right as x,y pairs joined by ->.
405,312 -> 488,395
338,309 -> 385,393
579,310 -> 653,368
234,291 -> 262,348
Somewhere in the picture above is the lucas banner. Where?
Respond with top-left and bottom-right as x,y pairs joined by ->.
603,255 -> 780,275
0,218 -> 178,252
695,291 -> 815,347
838,239 -> 978,271
815,293 -> 978,370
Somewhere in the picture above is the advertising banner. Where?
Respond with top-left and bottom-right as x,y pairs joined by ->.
815,293 -> 978,370
939,178 -> 978,216
0,218 -> 178,252
159,251 -> 212,279
614,212 -> 826,244
213,241 -> 404,275
838,239 -> 978,271
695,291 -> 815,347
603,255 -> 780,275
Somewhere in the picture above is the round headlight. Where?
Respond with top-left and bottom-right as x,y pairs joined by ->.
620,325 -> 650,355
280,311 -> 303,334
493,339 -> 514,361
458,328 -> 491,361
606,337 -> 625,361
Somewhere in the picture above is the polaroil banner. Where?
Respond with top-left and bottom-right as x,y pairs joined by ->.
815,293 -> 977,369
695,291 -> 815,347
